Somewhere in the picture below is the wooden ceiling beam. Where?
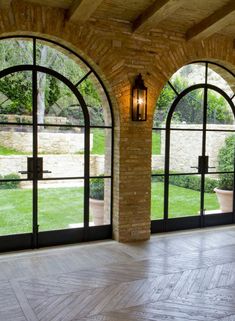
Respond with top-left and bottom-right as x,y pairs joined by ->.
133,0 -> 187,33
67,0 -> 103,23
186,1 -> 235,41
0,0 -> 12,9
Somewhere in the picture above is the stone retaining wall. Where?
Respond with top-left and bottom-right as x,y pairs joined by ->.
0,131 -> 93,153
152,124 -> 234,173
0,155 -> 104,183
0,114 -> 68,125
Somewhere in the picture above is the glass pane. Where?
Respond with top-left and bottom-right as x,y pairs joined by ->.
151,176 -> 164,220
36,39 -> 90,85
170,63 -> 206,93
168,174 -> 201,218
206,132 -> 235,173
37,126 -> 85,179
81,73 -> 112,126
171,89 -> 203,128
207,89 -> 235,129
0,181 -> 32,236
0,71 -> 32,124
208,63 -> 234,98
38,179 -> 84,231
203,173 -> 221,215
0,38 -> 33,70
169,130 -> 202,174
152,130 -> 164,174
0,125 -> 32,179
154,83 -> 176,129
90,128 -> 111,176
37,72 -> 84,126
89,178 -> 111,226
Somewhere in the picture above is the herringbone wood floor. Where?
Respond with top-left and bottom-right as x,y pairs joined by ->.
1,226 -> 235,320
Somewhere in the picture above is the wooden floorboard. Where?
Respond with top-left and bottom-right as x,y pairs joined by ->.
0,226 -> 235,320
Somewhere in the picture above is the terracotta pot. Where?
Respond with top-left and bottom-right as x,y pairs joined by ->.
214,188 -> 234,212
89,198 -> 104,225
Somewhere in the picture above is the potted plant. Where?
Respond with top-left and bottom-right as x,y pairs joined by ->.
89,178 -> 104,225
214,135 -> 234,212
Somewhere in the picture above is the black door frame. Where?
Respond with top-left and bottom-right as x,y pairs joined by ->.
152,62 -> 235,233
0,36 -> 113,252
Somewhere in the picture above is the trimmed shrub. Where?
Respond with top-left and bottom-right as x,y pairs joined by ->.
217,135 -> 235,190
0,173 -> 20,189
204,177 -> 218,193
90,178 -> 104,200
152,170 -> 217,193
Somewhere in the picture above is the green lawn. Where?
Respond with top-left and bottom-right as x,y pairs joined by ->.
91,128 -> 105,154
152,131 -> 161,155
0,145 -> 28,155
0,182 -> 220,235
151,182 -> 219,219
0,186 -> 84,235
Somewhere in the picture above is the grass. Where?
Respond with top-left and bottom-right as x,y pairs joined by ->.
152,131 -> 161,155
91,128 -> 105,154
151,181 -> 219,220
0,186 -> 84,235
0,182 -> 221,235
0,145 -> 28,155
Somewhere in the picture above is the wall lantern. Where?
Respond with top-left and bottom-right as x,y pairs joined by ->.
132,74 -> 147,121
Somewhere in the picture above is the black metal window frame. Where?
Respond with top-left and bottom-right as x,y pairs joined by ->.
0,36 -> 114,252
152,61 -> 235,233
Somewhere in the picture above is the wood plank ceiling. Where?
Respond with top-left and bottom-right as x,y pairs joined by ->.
2,0 -> 235,43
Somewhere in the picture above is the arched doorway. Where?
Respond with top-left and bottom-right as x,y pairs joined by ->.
152,62 -> 235,232
0,36 -> 113,251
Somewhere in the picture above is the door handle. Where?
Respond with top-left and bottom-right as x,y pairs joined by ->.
18,170 -> 52,177
37,169 -> 52,179
19,158 -> 52,179
36,157 -> 51,178
191,156 -> 209,174
198,155 -> 209,174
36,158 -> 52,179
18,170 -> 32,174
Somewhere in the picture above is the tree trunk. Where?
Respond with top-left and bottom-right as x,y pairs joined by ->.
37,72 -> 47,124
37,46 -> 48,125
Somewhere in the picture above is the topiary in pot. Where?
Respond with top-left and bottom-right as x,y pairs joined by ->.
90,178 -> 104,200
214,135 -> 234,212
89,178 -> 104,225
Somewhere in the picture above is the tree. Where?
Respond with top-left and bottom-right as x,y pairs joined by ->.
0,39 -> 102,124
154,75 -> 234,126
153,83 -> 175,127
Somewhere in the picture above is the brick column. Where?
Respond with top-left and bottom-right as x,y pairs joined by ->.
112,79 -> 157,242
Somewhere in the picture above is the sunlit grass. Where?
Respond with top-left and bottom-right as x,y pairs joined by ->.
152,131 -> 161,155
0,181 -> 220,236
0,186 -> 84,235
151,181 -> 219,219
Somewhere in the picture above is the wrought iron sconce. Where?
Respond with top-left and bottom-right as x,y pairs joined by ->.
132,74 -> 147,121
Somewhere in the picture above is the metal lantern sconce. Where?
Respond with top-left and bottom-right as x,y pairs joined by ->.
132,74 -> 147,121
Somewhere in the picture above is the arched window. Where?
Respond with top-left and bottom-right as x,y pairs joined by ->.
152,62 -> 235,232
0,36 -> 113,251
